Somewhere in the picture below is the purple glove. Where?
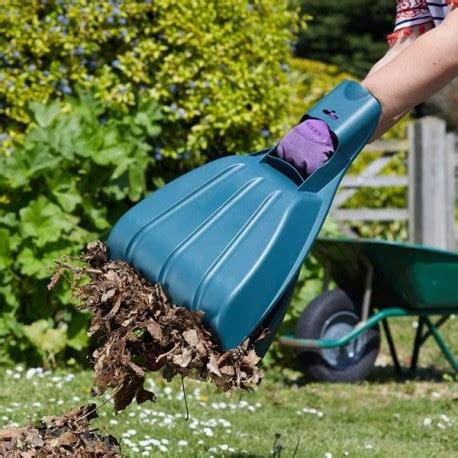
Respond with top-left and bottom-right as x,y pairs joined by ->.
276,118 -> 335,177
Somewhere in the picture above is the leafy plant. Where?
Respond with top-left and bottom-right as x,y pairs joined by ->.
0,0 -> 300,157
0,92 -> 162,364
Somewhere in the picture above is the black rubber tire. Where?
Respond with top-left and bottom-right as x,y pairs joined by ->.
295,289 -> 380,382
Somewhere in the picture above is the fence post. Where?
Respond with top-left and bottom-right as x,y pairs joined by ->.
408,117 -> 454,250
447,133 -> 456,249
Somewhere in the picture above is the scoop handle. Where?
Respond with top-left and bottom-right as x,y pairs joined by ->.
298,80 -> 381,193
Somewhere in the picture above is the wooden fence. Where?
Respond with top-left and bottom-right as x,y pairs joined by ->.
330,117 -> 457,250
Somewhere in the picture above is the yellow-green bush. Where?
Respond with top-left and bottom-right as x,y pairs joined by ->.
286,58 -> 354,121
0,0 -> 300,156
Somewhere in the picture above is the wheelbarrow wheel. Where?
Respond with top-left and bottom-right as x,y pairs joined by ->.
295,289 -> 380,382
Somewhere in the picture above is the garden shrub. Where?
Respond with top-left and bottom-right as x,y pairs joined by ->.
0,0 -> 299,157
0,92 -> 162,365
0,0 -> 306,365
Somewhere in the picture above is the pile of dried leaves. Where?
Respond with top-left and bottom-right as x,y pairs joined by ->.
0,404 -> 120,456
49,241 -> 265,412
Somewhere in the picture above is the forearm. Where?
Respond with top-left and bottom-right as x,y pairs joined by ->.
362,12 -> 458,139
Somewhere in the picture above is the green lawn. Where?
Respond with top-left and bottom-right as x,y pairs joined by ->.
0,318 -> 457,457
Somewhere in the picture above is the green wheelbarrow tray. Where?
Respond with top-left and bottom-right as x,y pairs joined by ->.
280,237 -> 458,373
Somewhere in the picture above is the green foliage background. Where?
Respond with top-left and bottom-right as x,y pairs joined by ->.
0,0 -> 305,365
0,94 -> 164,365
0,0 -> 298,156
0,0 -> 408,368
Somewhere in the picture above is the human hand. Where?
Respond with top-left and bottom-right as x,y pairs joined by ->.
276,118 -> 335,177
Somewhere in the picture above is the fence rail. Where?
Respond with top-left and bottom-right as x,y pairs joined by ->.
330,117 -> 457,250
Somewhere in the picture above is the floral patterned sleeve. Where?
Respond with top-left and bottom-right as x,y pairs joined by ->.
387,0 -> 456,46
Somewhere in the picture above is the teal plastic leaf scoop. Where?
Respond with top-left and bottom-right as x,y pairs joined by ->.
108,81 -> 381,355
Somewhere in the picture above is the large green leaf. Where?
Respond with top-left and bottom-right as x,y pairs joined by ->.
0,213 -> 18,228
2,150 -> 30,188
23,319 -> 67,356
0,280 -> 19,310
81,199 -> 110,230
27,147 -> 63,177
52,182 -> 83,212
93,145 -> 130,166
17,247 -> 47,278
66,312 -> 90,351
50,114 -> 82,157
128,163 -> 146,201
28,101 -> 61,128
0,228 -> 12,269
133,111 -> 162,137
19,196 -> 78,247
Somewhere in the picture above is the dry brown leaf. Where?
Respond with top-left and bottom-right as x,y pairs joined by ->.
183,329 -> 199,347
146,320 -> 163,341
0,404 -> 120,456
49,241 -> 266,412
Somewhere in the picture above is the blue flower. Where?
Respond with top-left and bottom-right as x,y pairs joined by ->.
169,103 -> 177,112
154,147 -> 163,161
57,14 -> 68,25
177,108 -> 186,119
28,64 -> 37,72
107,16 -> 115,24
169,84 -> 178,94
60,85 -> 72,94
280,63 -> 289,73
260,128 -> 270,138
188,81 -> 197,89
118,18 -> 127,25
43,70 -> 50,76
111,59 -> 121,69
202,97 -> 210,106
74,46 -> 85,56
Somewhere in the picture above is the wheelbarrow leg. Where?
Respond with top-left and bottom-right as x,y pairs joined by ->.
410,317 -> 424,373
361,263 -> 374,322
423,316 -> 458,372
381,319 -> 402,376
322,260 -> 331,292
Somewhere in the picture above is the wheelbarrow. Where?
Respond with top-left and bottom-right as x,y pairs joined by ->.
279,237 -> 458,382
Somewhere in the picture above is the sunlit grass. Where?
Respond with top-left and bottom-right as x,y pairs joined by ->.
0,318 -> 456,457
